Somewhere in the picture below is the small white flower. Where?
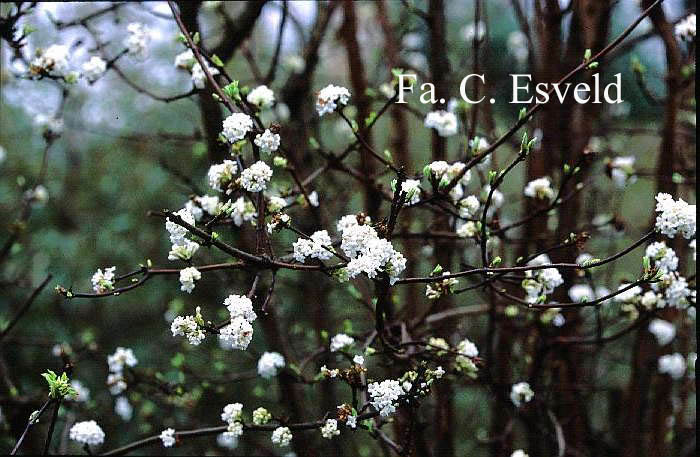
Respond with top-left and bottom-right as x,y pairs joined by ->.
70,380 -> 90,402
257,352 -> 285,378
124,23 -> 150,58
254,129 -> 281,153
346,414 -> 357,429
456,221 -> 478,238
31,44 -> 70,77
353,355 -> 365,366
219,316 -> 254,350
240,161 -> 273,192
320,419 -> 340,439
424,110 -> 458,137
654,193 -> 696,239
171,314 -> 205,345
645,241 -> 679,274
107,373 -> 127,395
523,177 -> 554,201
224,294 -> 257,323
396,179 -> 421,205
165,208 -> 196,245
568,284 -> 594,302
510,382 -> 534,407
168,239 -> 200,261
81,56 -> 107,82
92,266 -> 116,294
174,49 -> 195,69
160,428 -> 176,448
69,420 -> 105,446
511,450 -> 529,457
191,62 -> 220,89
252,407 -> 272,425
458,196 -> 480,219
221,403 -> 243,424
609,156 -> 636,188
179,267 -> 201,293
207,160 -> 238,192
107,347 -> 138,374
614,283 -> 642,303
271,426 -> 293,447
293,230 -> 333,263
316,84 -> 351,116
114,396 -> 133,422
247,85 -> 276,108
658,353 -> 686,379
648,319 -> 676,346
675,14 -> 696,41
368,379 -> 404,416
222,113 -> 254,143
330,333 -> 354,352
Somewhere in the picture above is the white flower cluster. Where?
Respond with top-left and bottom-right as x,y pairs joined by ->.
107,347 -> 138,375
160,428 -> 176,447
511,450 -> 529,457
179,267 -> 201,293
675,14 -> 696,42
320,419 -> 340,439
69,420 -> 105,446
522,255 -> 564,304
271,426 -> 293,447
368,379 -> 404,416
191,62 -> 220,89
31,44 -> 70,77
208,160 -> 238,193
91,266 -> 116,294
510,381 -> 534,407
171,308 -> 206,345
330,333 -> 354,352
124,23 -> 150,58
185,195 -> 222,221
115,396 -> 133,421
658,353 -> 686,379
254,129 -> 281,153
257,351 -> 285,378
455,338 -> 479,377
393,178 -> 421,206
424,110 -> 458,137
648,319 -> 676,346
338,218 -> 406,284
568,284 -> 608,302
174,49 -> 195,69
221,403 -> 244,439
523,177 -> 554,201
654,193 -> 696,239
652,272 -> 694,309
220,295 -> 257,350
613,283 -> 643,304
316,84 -> 351,116
293,230 -> 333,263
425,272 -> 459,300
166,208 -> 200,261
81,56 -> 107,82
252,407 -> 271,425
457,221 -> 479,238
240,161 -> 273,192
645,241 -> 679,274
222,113 -> 254,143
70,380 -> 90,402
608,156 -> 636,188
458,195 -> 480,219
247,85 -> 276,108
231,196 -> 257,226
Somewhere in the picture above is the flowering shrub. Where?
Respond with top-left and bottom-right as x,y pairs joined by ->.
0,2 -> 695,456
